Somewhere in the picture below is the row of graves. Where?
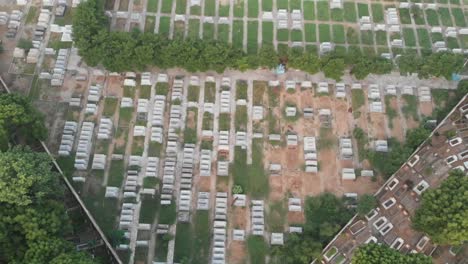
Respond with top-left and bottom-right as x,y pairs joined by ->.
1,9 -> 23,38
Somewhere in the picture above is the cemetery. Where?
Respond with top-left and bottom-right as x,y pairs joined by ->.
1,0 -> 467,263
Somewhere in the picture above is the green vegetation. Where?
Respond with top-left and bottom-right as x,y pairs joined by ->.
351,89 -> 365,112
384,95 -> 397,128
74,0 -> 466,80
438,7 -> 453,26
267,200 -> 287,232
403,28 -> 417,47
139,194 -> 159,223
343,2 -> 357,22
159,202 -> 177,224
139,85 -> 151,99
187,85 -> 200,102
356,194 -> 377,216
0,147 -> 97,263
317,127 -> 336,150
371,3 -> 384,23
0,94 -> 47,150
413,169 -> 467,245
192,211 -> 211,264
247,236 -> 268,264
148,141 -> 162,157
108,160 -> 124,187
25,6 -> 37,24
174,223 -> 193,262
143,177 -> 159,188
272,193 -> 353,263
147,0 -> 158,12
353,127 -> 368,161
236,80 -> 248,100
352,243 -> 432,264
357,3 -> 369,17
303,1 -> 315,20
235,106 -> 248,131
401,94 -> 419,120
219,113 -> 230,131
156,82 -> 169,95
204,82 -> 216,103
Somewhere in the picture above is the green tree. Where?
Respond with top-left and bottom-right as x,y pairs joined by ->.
412,169 -> 468,245
17,38 -> 33,51
396,53 -> 422,76
50,251 -> 98,264
0,146 -> 62,206
258,45 -> 278,69
405,126 -> 430,150
0,93 -> 47,149
271,234 -> 322,264
352,243 -> 432,264
321,56 -> 345,81
357,194 -> 377,216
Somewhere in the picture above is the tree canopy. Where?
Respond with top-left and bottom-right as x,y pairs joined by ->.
271,193 -> 353,263
0,147 -> 97,263
72,0 -> 464,80
412,169 -> 468,245
357,194 -> 377,216
352,243 -> 432,264
0,93 -> 47,150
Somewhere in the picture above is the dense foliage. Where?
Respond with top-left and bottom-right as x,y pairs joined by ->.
412,169 -> 468,245
0,147 -> 97,263
271,193 -> 353,263
0,93 -> 47,150
352,243 -> 432,264
356,194 -> 377,216
73,0 -> 464,80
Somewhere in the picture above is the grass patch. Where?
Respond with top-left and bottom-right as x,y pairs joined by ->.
118,107 -> 133,127
174,223 -> 193,262
247,236 -> 268,264
384,95 -> 397,129
143,177 -> 159,188
277,29 -> 289,42
188,19 -> 200,38
262,0 -> 272,11
303,1 -> 315,20
267,199 -> 286,232
108,160 -> 124,187
447,37 -> 459,49
173,21 -> 185,39
144,16 -> 156,33
262,21 -> 274,44
158,17 -> 171,36
204,0 -> 215,16
140,85 -> 151,99
219,113 -> 231,131
291,30 -> 302,42
26,6 -> 37,24
159,202 -> 177,224
399,8 -> 412,24
451,8 -> 466,27
247,21 -> 258,54
332,25 -> 345,44
317,2 -> 330,21
357,3 -> 369,17
360,30 -> 374,45
253,81 -> 267,105
403,28 -> 416,47
352,89 -> 365,117
131,136 -> 145,155
371,3 -> 384,22
344,2 -> 357,22
148,141 -> 162,157
438,7 -> 453,26
204,82 -> 216,103
218,24 -> 229,43
304,23 -> 316,42
188,85 -> 200,102
431,32 -> 444,42
175,0 -> 187,14
318,24 -> 331,42
103,97 -> 118,117
425,9 -> 439,26
147,0 -> 158,12
417,28 -> 431,49
235,106 -> 248,131
317,127 -> 336,150
431,89 -> 449,107
233,0 -> 244,17
156,82 -> 169,95
202,112 -> 214,130
249,139 -> 269,198
219,3 -> 230,16
353,127 -> 368,161
192,211 -> 211,264
233,20 -> 244,49
139,194 -> 159,223
248,0 -> 259,18
203,23 -> 214,39
236,80 -> 248,100
331,8 -> 344,22
375,31 -> 387,45
401,94 -> 419,120
83,188 -> 119,237
160,0 -> 173,13
154,234 -> 170,261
